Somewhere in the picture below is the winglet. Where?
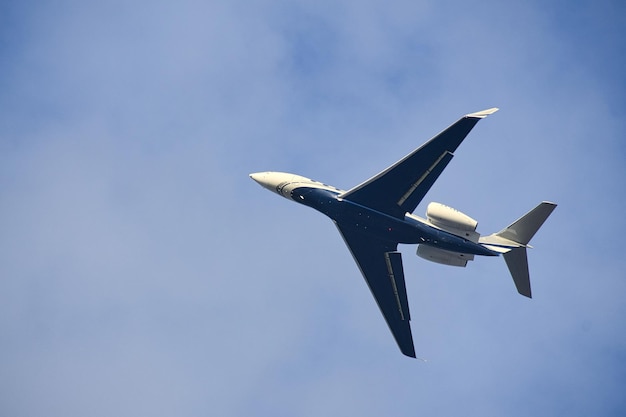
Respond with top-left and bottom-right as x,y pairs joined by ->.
465,107 -> 499,119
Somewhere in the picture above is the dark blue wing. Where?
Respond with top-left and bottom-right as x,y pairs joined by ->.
340,109 -> 498,218
335,223 -> 416,358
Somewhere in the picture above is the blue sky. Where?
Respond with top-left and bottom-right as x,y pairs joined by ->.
1,0 -> 625,415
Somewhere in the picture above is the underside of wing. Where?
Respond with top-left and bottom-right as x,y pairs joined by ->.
340,108 -> 498,218
335,223 -> 416,358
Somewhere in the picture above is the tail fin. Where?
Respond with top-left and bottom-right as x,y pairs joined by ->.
480,202 -> 557,298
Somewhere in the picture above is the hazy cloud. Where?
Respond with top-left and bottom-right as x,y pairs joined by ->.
1,0 -> 624,416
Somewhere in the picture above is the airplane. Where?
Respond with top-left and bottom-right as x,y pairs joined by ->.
250,108 -> 556,358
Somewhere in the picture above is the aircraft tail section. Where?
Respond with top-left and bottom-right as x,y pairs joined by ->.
494,202 -> 557,246
503,247 -> 531,297
479,202 -> 557,298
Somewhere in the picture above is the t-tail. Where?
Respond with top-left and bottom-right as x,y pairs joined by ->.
479,202 -> 557,298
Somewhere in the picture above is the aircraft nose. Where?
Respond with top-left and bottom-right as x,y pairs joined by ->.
249,172 -> 269,187
249,172 -> 263,183
250,171 -> 299,195
249,172 -> 277,192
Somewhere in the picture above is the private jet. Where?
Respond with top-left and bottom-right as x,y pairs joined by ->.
250,108 -> 556,358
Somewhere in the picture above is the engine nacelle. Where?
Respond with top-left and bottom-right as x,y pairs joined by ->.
426,202 -> 480,242
416,245 -> 474,267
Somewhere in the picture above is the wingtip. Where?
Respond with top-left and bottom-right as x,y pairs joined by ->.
465,107 -> 499,119
404,349 -> 417,359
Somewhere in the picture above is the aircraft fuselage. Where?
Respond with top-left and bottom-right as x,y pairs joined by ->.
251,171 -> 497,257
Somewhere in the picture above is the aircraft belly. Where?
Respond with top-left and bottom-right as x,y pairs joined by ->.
292,186 -> 496,255
326,200 -> 423,244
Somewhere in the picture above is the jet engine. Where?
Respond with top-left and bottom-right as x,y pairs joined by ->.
416,202 -> 481,267
425,202 -> 480,242
416,245 -> 474,267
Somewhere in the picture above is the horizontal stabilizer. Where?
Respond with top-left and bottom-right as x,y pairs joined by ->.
484,202 -> 556,298
496,202 -> 557,246
503,247 -> 531,297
